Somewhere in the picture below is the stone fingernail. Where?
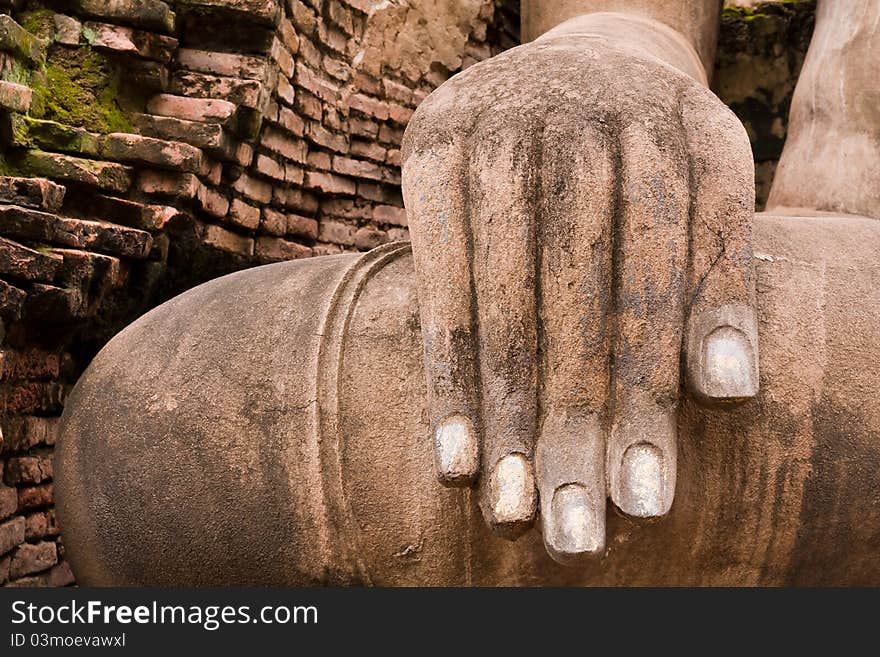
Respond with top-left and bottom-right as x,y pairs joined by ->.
702,326 -> 757,400
434,415 -> 479,486
488,453 -> 536,531
546,484 -> 602,562
617,442 -> 668,518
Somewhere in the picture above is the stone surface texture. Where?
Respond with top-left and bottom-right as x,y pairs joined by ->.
56,212 -> 880,585
1,0 -> 812,585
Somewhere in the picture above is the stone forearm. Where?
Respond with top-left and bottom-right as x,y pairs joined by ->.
767,0 -> 880,219
521,0 -> 721,78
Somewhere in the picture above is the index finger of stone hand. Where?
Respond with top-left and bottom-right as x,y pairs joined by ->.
402,138 -> 480,487
680,85 -> 759,405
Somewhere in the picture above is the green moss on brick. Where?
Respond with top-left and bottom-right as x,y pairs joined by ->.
20,8 -> 56,40
27,48 -> 134,135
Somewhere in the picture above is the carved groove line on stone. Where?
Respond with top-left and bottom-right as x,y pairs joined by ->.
313,240 -> 412,585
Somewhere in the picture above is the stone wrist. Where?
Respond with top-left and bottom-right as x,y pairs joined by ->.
535,12 -> 709,86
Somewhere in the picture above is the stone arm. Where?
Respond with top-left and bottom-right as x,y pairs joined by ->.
401,0 -> 759,562
768,0 -> 880,220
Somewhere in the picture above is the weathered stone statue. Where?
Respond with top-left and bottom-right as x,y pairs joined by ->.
55,0 -> 880,585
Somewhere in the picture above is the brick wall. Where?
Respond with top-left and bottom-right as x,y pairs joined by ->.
0,0 -> 811,587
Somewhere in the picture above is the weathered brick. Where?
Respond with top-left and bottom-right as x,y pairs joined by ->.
0,417 -> 59,454
327,0 -> 355,35
0,484 -> 16,521
276,73 -> 296,105
65,192 -> 178,231
24,509 -> 59,541
321,198 -> 372,220
378,123 -> 404,145
171,72 -> 264,109
354,225 -> 386,251
0,80 -> 31,113
305,171 -> 355,195
276,106 -> 305,136
278,18 -> 300,54
9,540 -> 57,578
134,114 -> 234,155
285,163 -> 304,185
295,62 -> 339,103
58,217 -> 152,257
227,198 -> 260,230
261,207 -> 286,236
197,186 -> 230,218
254,236 -> 312,262
176,0 -> 281,24
349,116 -> 379,139
21,286 -> 84,324
17,483 -> 53,511
324,109 -> 349,133
50,561 -> 75,586
290,0 -> 317,36
306,122 -> 347,153
232,173 -> 272,204
201,223 -> 254,257
4,455 -> 53,486
273,187 -> 318,214
200,154 -> 223,185
235,142 -> 255,166
53,14 -> 82,45
52,248 -> 123,292
17,151 -> 132,193
286,213 -> 318,240
382,78 -> 413,105
0,205 -> 152,258
254,153 -> 285,181
82,22 -> 177,62
350,139 -> 386,162
348,93 -> 390,120
317,219 -> 355,246
270,38 -> 295,78
373,204 -> 407,227
0,280 -> 26,322
322,56 -> 350,81
295,90 -> 322,120
312,242 -> 344,256
0,237 -> 63,282
0,15 -> 45,63
307,150 -> 331,170
0,176 -> 65,212
0,351 -> 65,383
138,170 -> 199,198
74,0 -> 176,34
332,155 -> 384,181
98,133 -> 203,172
0,516 -> 25,555
318,22 -> 348,55
357,182 -> 402,205
146,94 -> 237,124
387,227 -> 410,242
261,125 -> 307,162
388,102 -> 414,125
351,71 -> 381,96
177,48 -> 268,80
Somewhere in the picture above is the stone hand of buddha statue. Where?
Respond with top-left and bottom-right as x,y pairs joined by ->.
401,4 -> 759,563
